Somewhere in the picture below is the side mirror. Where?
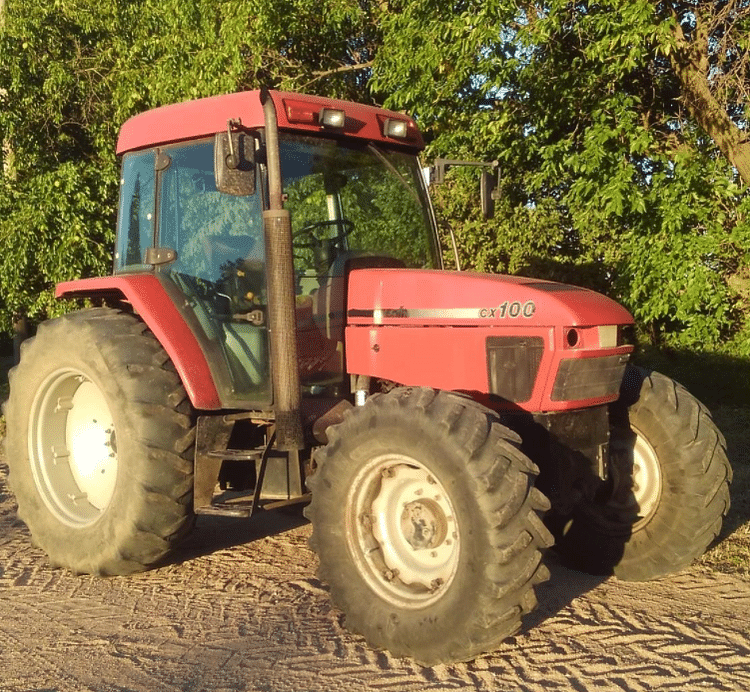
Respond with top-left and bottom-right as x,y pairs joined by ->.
480,169 -> 497,220
214,130 -> 255,196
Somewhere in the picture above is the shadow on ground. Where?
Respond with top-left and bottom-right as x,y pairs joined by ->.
169,506 -> 309,567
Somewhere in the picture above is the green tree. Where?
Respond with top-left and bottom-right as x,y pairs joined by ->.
2,0 -> 750,357
665,1 -> 750,185
372,1 -> 750,353
0,0 -> 377,332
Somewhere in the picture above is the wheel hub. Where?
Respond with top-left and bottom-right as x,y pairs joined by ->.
349,457 -> 460,608
29,369 -> 118,527
595,424 -> 662,533
66,381 -> 118,510
400,499 -> 447,551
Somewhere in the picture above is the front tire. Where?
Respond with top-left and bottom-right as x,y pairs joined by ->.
555,365 -> 731,581
306,387 -> 552,665
4,308 -> 195,575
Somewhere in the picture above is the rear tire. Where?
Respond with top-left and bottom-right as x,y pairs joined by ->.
555,365 -> 731,581
305,387 -> 552,664
4,308 -> 195,575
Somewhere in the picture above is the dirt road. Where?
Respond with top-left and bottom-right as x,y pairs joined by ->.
1,456 -> 748,692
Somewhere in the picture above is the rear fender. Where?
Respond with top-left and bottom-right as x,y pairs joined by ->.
56,275 -> 221,410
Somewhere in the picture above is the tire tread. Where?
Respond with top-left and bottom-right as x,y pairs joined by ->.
5,307 -> 195,575
307,387 -> 551,664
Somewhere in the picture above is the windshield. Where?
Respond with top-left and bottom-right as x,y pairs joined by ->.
279,134 -> 440,279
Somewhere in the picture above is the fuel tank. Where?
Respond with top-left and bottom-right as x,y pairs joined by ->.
345,269 -> 634,412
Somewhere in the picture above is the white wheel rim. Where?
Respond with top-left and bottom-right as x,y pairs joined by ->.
604,424 -> 662,532
29,369 -> 118,528
630,429 -> 662,523
346,454 -> 460,609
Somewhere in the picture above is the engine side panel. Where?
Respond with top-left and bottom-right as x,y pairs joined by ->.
345,268 -> 634,412
345,324 -> 628,412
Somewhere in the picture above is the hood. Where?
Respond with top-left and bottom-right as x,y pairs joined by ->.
346,269 -> 634,327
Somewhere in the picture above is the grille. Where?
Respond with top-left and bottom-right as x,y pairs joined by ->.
486,336 -> 545,403
551,354 -> 629,402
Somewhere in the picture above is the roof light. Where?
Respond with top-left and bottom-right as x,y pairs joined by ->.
285,100 -> 318,124
383,118 -> 409,139
320,108 -> 346,128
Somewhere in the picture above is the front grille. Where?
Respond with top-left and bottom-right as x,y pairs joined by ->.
551,354 -> 629,402
486,336 -> 545,403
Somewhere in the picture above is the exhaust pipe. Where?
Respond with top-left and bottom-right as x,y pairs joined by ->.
261,89 -> 304,451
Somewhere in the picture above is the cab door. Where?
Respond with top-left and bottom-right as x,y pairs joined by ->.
115,140 -> 272,406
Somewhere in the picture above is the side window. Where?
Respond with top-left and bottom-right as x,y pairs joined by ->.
158,141 -> 264,290
115,151 -> 155,271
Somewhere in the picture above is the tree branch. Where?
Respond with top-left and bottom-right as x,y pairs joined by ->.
668,8 -> 750,184
311,60 -> 374,78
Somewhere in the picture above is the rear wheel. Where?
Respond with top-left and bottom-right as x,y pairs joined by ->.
4,308 -> 195,575
555,366 -> 731,581
305,387 -> 552,664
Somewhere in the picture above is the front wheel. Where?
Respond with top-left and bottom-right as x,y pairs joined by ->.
305,388 -> 552,664
4,308 -> 196,575
555,365 -> 731,581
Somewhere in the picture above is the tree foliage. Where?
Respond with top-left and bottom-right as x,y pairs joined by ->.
0,0 -> 377,332
374,0 -> 750,353
1,0 -> 750,355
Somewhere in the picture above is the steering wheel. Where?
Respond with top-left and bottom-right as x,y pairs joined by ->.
293,219 -> 354,249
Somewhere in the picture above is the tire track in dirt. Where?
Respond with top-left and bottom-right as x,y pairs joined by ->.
1,459 -> 749,692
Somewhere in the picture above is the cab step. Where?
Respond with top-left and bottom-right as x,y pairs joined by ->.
194,494 -> 311,518
207,448 -> 264,461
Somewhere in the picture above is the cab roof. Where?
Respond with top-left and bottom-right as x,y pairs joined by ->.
116,90 -> 424,155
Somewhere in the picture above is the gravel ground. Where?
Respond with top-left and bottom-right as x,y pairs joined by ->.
1,449 -> 749,692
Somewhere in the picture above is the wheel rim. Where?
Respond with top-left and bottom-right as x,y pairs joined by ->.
346,454 -> 460,609
28,368 -> 118,528
590,424 -> 662,534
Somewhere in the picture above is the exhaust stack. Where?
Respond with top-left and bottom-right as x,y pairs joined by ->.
261,89 -> 304,451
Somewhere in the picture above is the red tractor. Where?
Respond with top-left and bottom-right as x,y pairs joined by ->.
4,89 -> 731,664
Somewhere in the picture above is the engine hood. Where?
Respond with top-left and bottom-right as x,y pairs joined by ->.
347,269 -> 634,327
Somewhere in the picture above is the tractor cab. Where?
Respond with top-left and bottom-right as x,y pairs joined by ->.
113,104 -> 439,408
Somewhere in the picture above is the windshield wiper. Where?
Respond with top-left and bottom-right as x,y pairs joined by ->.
366,144 -> 422,206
